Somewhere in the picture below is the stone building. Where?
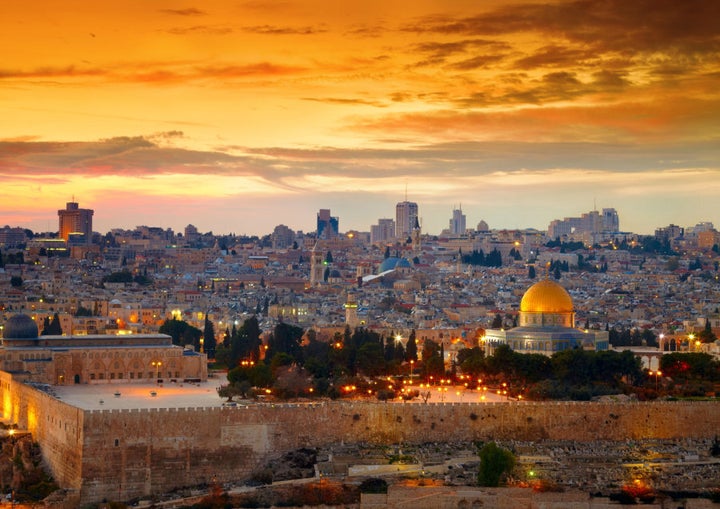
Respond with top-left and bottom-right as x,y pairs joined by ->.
484,279 -> 609,355
0,313 -> 207,384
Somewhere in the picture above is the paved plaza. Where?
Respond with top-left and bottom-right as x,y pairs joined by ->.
52,377 -> 227,410
49,380 -> 511,411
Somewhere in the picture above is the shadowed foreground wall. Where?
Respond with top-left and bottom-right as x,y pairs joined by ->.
2,373 -> 719,504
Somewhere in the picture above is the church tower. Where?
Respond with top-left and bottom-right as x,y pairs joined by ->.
310,243 -> 325,286
411,216 -> 422,253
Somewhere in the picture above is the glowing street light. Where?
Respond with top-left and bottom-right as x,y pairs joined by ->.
649,370 -> 662,391
151,360 -> 162,380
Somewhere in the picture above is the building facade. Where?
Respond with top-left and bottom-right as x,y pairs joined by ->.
58,201 -> 94,244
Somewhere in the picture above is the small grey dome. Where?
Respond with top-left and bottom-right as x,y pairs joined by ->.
3,314 -> 39,339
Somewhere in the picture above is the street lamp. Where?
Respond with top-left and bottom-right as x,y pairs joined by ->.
151,361 -> 162,380
649,370 -> 662,391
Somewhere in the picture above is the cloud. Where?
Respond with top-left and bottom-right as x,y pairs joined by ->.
448,54 -> 506,71
165,25 -> 233,35
513,45 -> 600,70
351,93 -> 720,146
159,8 -> 206,16
0,66 -> 107,79
242,24 -> 328,35
402,1 -> 720,73
302,97 -> 387,107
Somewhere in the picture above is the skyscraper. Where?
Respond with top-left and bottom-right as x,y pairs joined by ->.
602,208 -> 620,232
371,218 -> 395,243
58,201 -> 93,244
395,201 -> 418,241
316,209 -> 339,239
449,206 -> 466,235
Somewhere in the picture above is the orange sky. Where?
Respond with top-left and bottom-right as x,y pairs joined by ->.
1,0 -> 719,235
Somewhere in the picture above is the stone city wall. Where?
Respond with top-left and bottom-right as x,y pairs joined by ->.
79,399 -> 720,503
3,373 -> 720,504
0,372 -> 84,492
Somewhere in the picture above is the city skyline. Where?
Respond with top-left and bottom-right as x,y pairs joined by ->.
1,0 -> 719,236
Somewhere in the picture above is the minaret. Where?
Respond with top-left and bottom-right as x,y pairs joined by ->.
344,293 -> 359,327
310,242 -> 325,286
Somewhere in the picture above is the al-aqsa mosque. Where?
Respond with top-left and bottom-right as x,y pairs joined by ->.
0,313 -> 207,384
484,279 -> 608,355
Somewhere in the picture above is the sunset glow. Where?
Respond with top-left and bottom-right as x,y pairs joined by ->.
2,0 -> 719,234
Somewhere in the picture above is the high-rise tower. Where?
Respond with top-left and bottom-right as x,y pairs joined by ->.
396,201 -> 418,241
58,201 -> 94,244
316,209 -> 339,239
449,206 -> 466,235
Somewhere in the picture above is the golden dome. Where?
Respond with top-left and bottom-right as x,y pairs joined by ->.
520,279 -> 573,313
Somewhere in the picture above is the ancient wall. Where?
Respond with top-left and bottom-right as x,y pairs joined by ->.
3,373 -> 720,505
78,400 -> 720,503
0,373 -> 84,492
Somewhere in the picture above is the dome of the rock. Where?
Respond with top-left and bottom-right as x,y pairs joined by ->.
519,279 -> 574,314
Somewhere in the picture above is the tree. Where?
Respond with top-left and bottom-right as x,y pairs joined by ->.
273,365 -> 312,398
75,306 -> 93,317
10,275 -> 22,287
42,313 -> 63,335
159,318 -> 202,350
698,319 -> 717,343
217,383 -> 245,402
528,265 -> 536,279
491,314 -> 503,329
356,341 -> 385,376
203,315 -> 217,357
225,316 -> 262,367
421,339 -> 444,378
405,329 -> 418,362
102,270 -> 133,284
266,322 -> 304,365
477,442 -> 516,487
457,347 -> 485,377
